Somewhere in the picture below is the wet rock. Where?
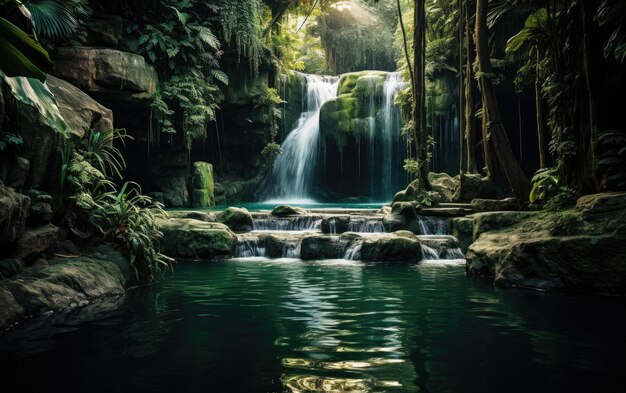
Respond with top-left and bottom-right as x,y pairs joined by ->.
471,197 -> 521,212
271,205 -> 308,216
0,257 -> 24,279
321,215 -> 351,234
301,235 -> 342,260
0,287 -> 24,330
16,224 -> 59,260
159,218 -> 237,259
216,207 -> 253,233
0,183 -> 30,242
360,234 -> 423,262
453,174 -> 496,202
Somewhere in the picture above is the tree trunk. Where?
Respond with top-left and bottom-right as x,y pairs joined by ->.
413,0 -> 430,188
465,0 -> 478,174
535,51 -> 546,168
475,0 -> 530,200
396,0 -> 415,95
458,0 -> 465,175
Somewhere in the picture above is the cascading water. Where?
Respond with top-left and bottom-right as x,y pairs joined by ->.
261,74 -> 339,202
368,72 -> 407,201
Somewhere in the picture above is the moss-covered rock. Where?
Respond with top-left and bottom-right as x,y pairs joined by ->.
215,207 -> 253,233
319,71 -> 389,152
0,182 -> 30,242
159,218 -> 237,260
190,162 -> 215,208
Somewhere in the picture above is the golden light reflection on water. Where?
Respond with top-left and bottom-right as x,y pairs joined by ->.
281,374 -> 402,393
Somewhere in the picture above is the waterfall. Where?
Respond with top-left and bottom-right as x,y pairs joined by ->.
262,74 -> 339,202
368,72 -> 407,201
253,216 -> 322,231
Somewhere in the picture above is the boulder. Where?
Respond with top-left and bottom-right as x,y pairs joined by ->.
429,173 -> 460,202
0,183 -> 30,243
271,205 -> 308,216
190,161 -> 215,208
53,47 -> 158,104
167,211 -> 216,222
0,257 -> 24,279
471,198 -> 521,212
16,224 -> 59,260
153,176 -> 189,208
453,174 -> 496,202
360,234 -> 423,262
301,235 -> 342,260
216,207 -> 253,233
321,215 -> 351,234
0,245 -> 131,330
159,218 -> 237,259
46,75 -> 114,139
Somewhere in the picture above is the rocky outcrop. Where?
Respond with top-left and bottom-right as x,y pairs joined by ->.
15,224 -> 59,261
53,47 -> 157,104
466,193 -> 626,294
159,218 -> 237,260
190,162 -> 215,208
453,174 -> 497,202
46,75 -> 114,140
0,183 -> 30,243
429,173 -> 460,202
153,176 -> 189,208
0,245 -> 132,331
216,207 -> 253,233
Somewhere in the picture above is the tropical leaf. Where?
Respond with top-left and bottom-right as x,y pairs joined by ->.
506,8 -> 548,53
23,0 -> 78,40
1,72 -> 69,137
0,17 -> 52,81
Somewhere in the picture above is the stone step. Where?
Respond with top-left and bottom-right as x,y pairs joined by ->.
418,207 -> 472,217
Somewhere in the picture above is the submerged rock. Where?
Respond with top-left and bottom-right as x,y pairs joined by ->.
271,205 -> 308,216
216,207 -> 253,233
159,218 -> 237,260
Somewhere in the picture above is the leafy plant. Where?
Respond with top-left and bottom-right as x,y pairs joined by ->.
415,189 -> 439,207
0,16 -> 52,81
82,128 -> 132,180
261,142 -> 282,166
0,133 -> 23,151
21,0 -> 90,41
529,168 -> 578,210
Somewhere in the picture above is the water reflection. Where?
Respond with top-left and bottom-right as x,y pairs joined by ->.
0,259 -> 624,393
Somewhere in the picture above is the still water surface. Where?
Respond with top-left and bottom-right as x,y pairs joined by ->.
1,259 -> 624,392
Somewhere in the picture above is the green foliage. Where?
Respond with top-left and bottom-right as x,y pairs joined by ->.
529,168 -> 578,210
61,133 -> 172,284
126,0 -> 226,150
595,0 -> 626,63
218,0 -> 265,72
22,0 -> 90,41
0,16 -> 52,81
598,130 -> 626,189
0,133 -> 23,151
261,142 -> 282,166
415,189 -> 439,207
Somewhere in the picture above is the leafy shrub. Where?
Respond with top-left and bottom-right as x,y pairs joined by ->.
529,168 -> 578,210
261,142 -> 282,166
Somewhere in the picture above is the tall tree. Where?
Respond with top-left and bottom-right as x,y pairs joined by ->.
413,0 -> 429,188
463,0 -> 478,173
474,0 -> 530,200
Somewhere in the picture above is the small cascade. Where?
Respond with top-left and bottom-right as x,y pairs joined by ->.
343,240 -> 363,260
417,216 -> 450,235
418,235 -> 464,260
347,218 -> 385,233
261,74 -> 339,201
235,237 -> 267,258
328,219 -> 337,234
283,241 -> 302,258
253,216 -> 322,231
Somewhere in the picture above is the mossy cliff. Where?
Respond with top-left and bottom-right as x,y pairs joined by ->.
319,71 -> 388,152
